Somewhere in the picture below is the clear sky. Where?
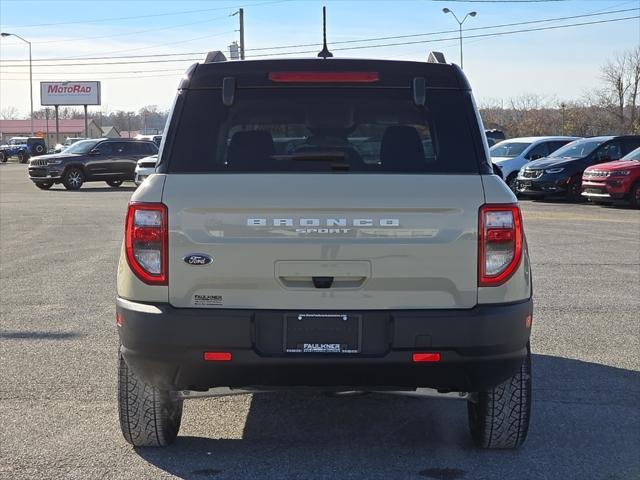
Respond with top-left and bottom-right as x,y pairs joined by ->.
1,0 -> 638,116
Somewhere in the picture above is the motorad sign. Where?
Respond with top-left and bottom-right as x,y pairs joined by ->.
40,81 -> 101,106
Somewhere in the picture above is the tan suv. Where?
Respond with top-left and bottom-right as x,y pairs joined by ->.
115,53 -> 533,449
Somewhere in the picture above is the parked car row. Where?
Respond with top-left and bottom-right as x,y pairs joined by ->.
490,136 -> 579,192
490,135 -> 640,208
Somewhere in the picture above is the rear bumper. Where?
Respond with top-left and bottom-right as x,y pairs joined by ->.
116,297 -> 533,392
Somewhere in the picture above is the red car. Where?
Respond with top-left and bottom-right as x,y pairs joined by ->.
582,146 -> 640,208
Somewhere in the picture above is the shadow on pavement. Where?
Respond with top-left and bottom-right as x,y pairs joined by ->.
49,186 -> 137,193
135,355 -> 640,480
0,330 -> 82,340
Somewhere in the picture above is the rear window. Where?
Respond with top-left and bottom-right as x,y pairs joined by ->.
164,87 -> 480,174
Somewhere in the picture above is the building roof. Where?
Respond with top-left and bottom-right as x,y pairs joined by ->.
0,119 -> 89,134
100,125 -> 120,136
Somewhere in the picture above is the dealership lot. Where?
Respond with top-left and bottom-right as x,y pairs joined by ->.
0,163 -> 638,479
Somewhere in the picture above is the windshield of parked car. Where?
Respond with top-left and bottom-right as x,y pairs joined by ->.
549,139 -> 604,159
8,138 -> 27,145
489,142 -> 530,158
622,147 -> 640,161
63,139 -> 101,154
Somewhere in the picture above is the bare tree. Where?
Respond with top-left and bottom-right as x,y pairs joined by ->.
626,46 -> 640,133
0,106 -> 20,120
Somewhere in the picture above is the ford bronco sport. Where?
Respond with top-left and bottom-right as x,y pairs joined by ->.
116,53 -> 533,449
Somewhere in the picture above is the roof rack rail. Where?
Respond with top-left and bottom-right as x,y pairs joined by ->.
204,51 -> 227,63
427,51 -> 446,64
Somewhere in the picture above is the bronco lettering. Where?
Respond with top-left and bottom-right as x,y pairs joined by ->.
247,218 -> 400,227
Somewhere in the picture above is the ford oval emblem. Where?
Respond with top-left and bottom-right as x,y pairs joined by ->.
183,254 -> 213,266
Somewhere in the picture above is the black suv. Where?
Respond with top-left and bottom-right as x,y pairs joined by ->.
517,135 -> 640,201
28,138 -> 158,190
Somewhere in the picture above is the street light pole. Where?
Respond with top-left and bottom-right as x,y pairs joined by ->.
1,32 -> 34,135
441,9 -> 477,69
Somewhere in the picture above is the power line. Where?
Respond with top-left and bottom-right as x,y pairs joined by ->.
1,0 -> 290,28
1,6 -> 635,66
1,68 -> 186,77
1,58 -> 201,68
1,52 -> 209,65
431,0 -> 570,3
247,15 -> 640,57
244,7 -> 639,51
1,12 -> 637,69
1,72 -> 184,81
63,30 -> 236,60
27,14 -> 235,45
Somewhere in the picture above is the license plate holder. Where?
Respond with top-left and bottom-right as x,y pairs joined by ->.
284,314 -> 362,354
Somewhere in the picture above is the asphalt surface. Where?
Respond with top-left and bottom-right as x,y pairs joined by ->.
1,162 -> 638,480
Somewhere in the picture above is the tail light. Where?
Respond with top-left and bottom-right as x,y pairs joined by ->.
125,203 -> 168,285
478,204 -> 523,286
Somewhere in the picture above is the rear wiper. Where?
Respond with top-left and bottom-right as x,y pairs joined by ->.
270,152 -> 350,171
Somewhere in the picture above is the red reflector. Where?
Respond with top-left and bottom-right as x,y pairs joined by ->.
132,226 -> 161,242
412,352 -> 441,363
116,312 -> 124,327
203,352 -> 232,362
268,71 -> 379,83
486,228 -> 514,242
525,315 -> 533,329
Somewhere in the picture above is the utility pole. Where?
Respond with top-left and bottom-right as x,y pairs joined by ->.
239,8 -> 245,60
561,102 -> 567,135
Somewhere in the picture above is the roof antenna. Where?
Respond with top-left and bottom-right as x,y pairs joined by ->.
317,6 -> 333,58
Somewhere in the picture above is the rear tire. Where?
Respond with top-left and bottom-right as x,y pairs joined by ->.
630,182 -> 640,209
506,173 -> 519,195
118,352 -> 183,447
467,343 -> 532,449
18,151 -> 28,164
106,180 -> 123,188
62,167 -> 84,190
35,182 -> 53,190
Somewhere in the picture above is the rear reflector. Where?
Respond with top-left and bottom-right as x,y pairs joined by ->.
268,71 -> 379,83
203,352 -> 232,362
525,315 -> 533,329
412,352 -> 441,363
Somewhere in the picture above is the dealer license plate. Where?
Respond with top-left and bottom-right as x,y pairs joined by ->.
284,313 -> 361,354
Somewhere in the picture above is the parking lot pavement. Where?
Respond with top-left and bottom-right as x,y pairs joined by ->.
1,162 -> 638,480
